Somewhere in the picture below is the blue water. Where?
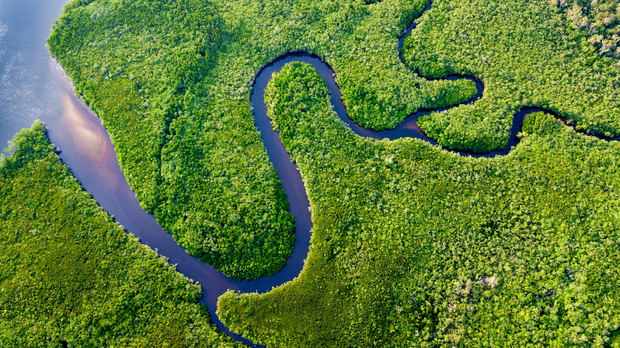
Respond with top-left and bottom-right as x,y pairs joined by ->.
0,0 -> 68,150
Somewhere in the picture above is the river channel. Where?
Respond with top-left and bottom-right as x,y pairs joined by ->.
0,1 -> 617,346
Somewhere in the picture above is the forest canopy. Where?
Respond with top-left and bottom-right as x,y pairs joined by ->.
218,60 -> 620,347
49,0 -> 620,279
0,122 -> 234,347
551,0 -> 619,60
44,0 -> 620,345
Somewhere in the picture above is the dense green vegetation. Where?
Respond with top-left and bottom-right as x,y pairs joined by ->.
0,122 -> 234,346
48,0 -> 295,279
551,0 -> 619,59
218,62 -> 620,346
48,0 -> 619,279
46,0 -> 619,345
403,0 -> 619,152
48,0 -> 478,279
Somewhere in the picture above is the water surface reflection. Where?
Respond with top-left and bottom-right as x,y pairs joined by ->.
0,0 -> 69,149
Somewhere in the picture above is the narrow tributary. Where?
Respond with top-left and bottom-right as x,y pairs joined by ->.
3,0 -> 617,346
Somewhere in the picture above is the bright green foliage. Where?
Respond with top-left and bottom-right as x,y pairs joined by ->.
551,0 -> 619,59
27,0 -> 620,344
217,63 -> 620,347
48,0 -> 477,279
48,0 -> 296,279
403,0 -> 619,153
0,123 -> 235,347
46,0 -> 620,342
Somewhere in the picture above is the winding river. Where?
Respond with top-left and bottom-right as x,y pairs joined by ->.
1,0 -> 618,346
